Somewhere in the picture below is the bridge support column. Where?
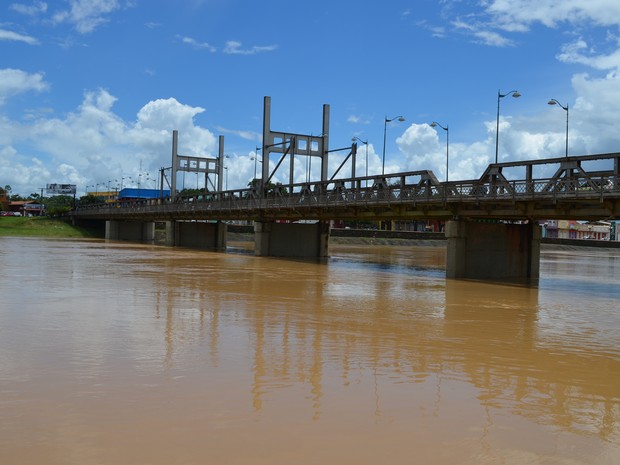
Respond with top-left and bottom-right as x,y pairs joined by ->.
172,221 -> 227,250
164,221 -> 175,246
105,220 -> 155,244
254,221 -> 329,258
445,220 -> 540,282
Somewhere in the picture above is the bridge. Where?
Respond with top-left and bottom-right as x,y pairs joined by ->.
71,97 -> 620,283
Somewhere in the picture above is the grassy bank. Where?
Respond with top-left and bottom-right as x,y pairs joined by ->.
0,216 -> 94,238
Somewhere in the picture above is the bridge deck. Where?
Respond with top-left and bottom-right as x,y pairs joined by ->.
73,153 -> 620,222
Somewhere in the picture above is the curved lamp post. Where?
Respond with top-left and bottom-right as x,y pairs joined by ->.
120,176 -> 132,190
352,136 -> 369,185
548,99 -> 569,158
495,89 -> 521,163
252,146 -> 262,180
430,122 -> 449,183
382,115 -> 405,175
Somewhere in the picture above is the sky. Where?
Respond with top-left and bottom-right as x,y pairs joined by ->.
2,0 -> 620,196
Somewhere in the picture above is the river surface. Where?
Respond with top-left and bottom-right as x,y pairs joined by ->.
1,236 -> 619,465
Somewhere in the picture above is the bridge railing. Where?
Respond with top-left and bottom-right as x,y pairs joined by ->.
73,171 -> 619,218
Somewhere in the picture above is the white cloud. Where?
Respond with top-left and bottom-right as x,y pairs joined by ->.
223,40 -> 278,55
179,36 -> 217,52
214,126 -> 261,142
472,29 -> 516,47
2,89 -> 219,195
347,114 -> 371,124
485,0 -> 620,29
0,28 -> 39,45
51,0 -> 124,34
452,19 -> 516,47
10,2 -> 48,16
0,69 -> 49,105
557,38 -> 620,70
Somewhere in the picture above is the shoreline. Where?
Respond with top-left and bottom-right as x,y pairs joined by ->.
2,218 -> 617,249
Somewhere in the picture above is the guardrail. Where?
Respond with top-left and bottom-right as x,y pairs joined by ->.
72,171 -> 620,222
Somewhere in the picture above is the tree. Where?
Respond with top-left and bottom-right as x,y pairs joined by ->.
44,195 -> 75,216
0,186 -> 6,211
78,194 -> 104,206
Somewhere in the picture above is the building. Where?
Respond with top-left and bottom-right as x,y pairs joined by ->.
118,188 -> 170,200
7,200 -> 44,216
542,220 -> 612,241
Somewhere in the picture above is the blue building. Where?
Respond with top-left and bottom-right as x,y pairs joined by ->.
118,188 -> 170,200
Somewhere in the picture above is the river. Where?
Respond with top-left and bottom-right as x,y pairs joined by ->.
1,236 -> 619,464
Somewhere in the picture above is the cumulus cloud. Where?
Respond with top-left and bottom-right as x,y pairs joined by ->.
3,89 -> 219,194
0,69 -> 49,104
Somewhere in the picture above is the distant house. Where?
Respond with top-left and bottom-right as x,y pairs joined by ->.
8,201 -> 44,216
542,220 -> 611,241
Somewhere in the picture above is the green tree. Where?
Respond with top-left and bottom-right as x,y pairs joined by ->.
78,194 -> 104,206
44,195 -> 75,216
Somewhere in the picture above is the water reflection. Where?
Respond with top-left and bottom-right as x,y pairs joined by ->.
0,237 -> 619,464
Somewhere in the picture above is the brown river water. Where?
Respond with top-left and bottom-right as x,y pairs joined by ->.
1,236 -> 619,465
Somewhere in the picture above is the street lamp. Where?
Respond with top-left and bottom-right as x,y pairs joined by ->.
224,166 -> 228,190
382,115 -> 405,175
495,89 -> 521,163
548,99 -> 569,158
252,146 -> 262,180
430,122 -> 449,183
352,136 -> 369,185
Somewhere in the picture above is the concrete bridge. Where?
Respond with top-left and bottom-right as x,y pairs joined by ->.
69,96 -> 619,283
72,151 -> 620,283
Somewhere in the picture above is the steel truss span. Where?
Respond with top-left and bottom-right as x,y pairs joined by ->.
73,153 -> 620,222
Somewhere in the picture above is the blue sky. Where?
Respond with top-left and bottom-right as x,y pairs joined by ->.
2,0 -> 620,196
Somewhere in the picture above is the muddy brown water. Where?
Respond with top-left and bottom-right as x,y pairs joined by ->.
1,237 -> 619,464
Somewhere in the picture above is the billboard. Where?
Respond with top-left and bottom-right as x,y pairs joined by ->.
46,184 -> 76,195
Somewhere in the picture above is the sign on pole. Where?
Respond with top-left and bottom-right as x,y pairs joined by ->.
46,184 -> 77,195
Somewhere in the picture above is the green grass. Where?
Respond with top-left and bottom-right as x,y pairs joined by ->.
0,216 -> 95,238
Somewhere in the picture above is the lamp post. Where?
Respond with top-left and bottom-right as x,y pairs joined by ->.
224,166 -> 228,190
382,115 -> 405,175
252,146 -> 261,180
352,137 -> 369,186
495,89 -> 521,163
548,99 -> 569,158
430,122 -> 449,183
120,176 -> 132,190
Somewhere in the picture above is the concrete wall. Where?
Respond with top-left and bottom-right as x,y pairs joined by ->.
446,220 -> 540,281
173,221 -> 227,250
254,221 -> 329,258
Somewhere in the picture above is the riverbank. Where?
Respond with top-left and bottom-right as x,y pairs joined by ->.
0,217 -> 94,238
2,217 -> 617,249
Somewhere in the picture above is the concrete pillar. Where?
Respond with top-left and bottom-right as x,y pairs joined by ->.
105,220 -> 155,244
105,220 -> 119,240
254,221 -> 272,256
254,221 -> 329,258
175,221 -> 227,250
446,220 -> 541,281
164,221 -> 176,246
